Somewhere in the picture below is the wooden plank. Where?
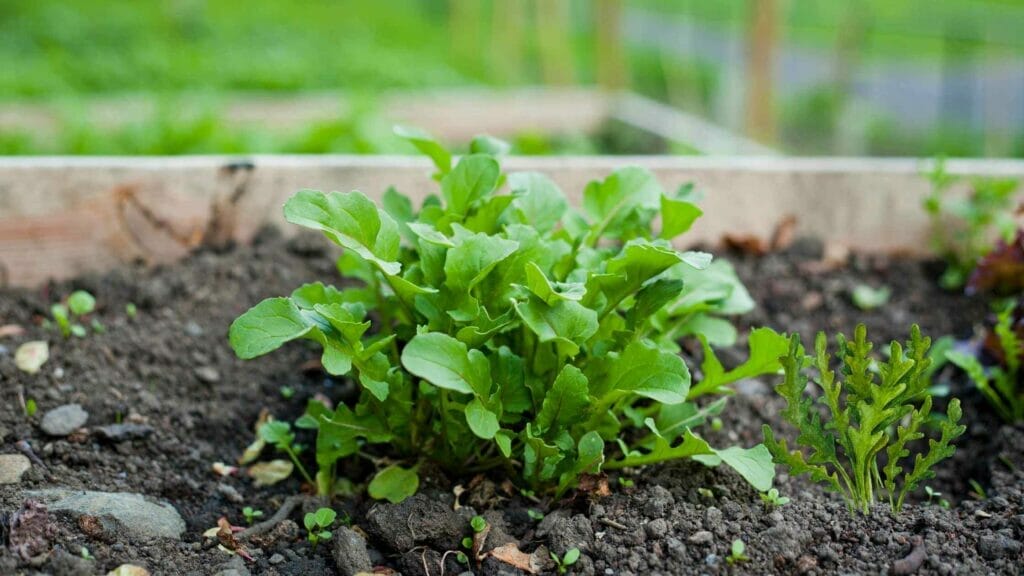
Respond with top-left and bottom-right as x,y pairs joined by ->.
1,156 -> 1022,287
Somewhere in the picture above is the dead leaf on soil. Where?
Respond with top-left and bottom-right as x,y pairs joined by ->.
471,523 -> 491,561
14,341 -> 49,375
770,214 -> 798,251
238,410 -> 272,465
577,473 -> 612,497
488,543 -> 554,574
722,233 -> 768,256
249,459 -> 294,487
0,324 -> 25,338
212,462 -> 239,477
215,517 -> 253,561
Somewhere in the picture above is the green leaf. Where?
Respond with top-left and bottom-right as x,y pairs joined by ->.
582,166 -> 661,242
509,172 -> 568,233
285,190 -> 402,275
603,340 -> 690,404
394,125 -> 451,174
513,295 -> 599,357
688,327 -> 788,399
444,228 -> 519,292
368,464 -> 420,504
537,366 -> 590,434
229,298 -> 312,359
660,195 -> 703,239
524,262 -> 585,304
709,444 -> 775,492
67,290 -> 96,315
442,155 -> 500,217
465,398 -> 500,439
401,332 -> 490,396
470,134 -> 511,156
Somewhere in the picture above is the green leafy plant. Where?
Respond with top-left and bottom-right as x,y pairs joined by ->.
924,159 -> 1021,289
947,302 -> 1023,422
726,539 -> 749,564
229,128 -> 783,501
763,324 -> 966,514
303,507 -> 336,549
241,506 -> 263,525
550,548 -> 580,574
759,487 -> 790,508
50,290 -> 97,338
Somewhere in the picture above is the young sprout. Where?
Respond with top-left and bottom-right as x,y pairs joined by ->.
527,509 -> 545,521
759,488 -> 790,508
279,386 -> 295,399
51,290 -> 98,338
125,302 -> 138,319
617,477 -> 635,488
726,539 -> 750,564
969,479 -> 988,500
470,515 -> 487,533
304,507 -> 336,549
851,284 -> 891,311
259,421 -> 315,487
24,398 -> 37,418
550,548 -> 581,574
242,506 -> 264,525
924,486 -> 949,509
80,546 -> 93,560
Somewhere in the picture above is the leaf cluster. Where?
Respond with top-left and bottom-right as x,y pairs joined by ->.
923,159 -> 1022,289
49,290 -> 99,338
947,301 -> 1023,422
763,324 -> 966,514
230,127 -> 785,501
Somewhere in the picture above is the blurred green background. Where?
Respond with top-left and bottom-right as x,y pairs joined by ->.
1,0 -> 1022,156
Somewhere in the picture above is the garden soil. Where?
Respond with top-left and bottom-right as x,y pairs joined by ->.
0,229 -> 1021,575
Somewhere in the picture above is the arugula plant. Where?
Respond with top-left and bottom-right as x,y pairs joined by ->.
763,325 -> 966,514
230,127 -> 784,500
923,159 -> 1021,289
304,507 -> 336,549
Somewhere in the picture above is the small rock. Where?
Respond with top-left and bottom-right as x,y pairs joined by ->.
688,530 -> 713,545
977,534 -> 1022,560
365,493 -> 463,551
332,526 -> 373,576
0,454 -> 31,484
268,554 -> 284,565
27,489 -> 185,540
216,483 -> 244,504
185,321 -> 204,337
94,424 -> 154,443
212,555 -> 250,576
194,367 -> 220,384
643,486 -> 675,518
645,518 -> 670,540
0,424 -> 10,442
40,404 -> 89,436
537,512 -> 594,554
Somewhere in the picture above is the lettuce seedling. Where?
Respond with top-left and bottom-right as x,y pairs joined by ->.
230,127 -> 784,500
303,507 -> 336,549
763,325 -> 966,514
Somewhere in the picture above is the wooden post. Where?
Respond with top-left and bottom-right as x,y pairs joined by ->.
595,0 -> 628,90
534,0 -> 574,86
744,0 -> 777,143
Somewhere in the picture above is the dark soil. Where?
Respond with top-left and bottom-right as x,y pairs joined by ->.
1,230 -> 1021,575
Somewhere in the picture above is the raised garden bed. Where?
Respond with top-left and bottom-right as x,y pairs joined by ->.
1,153 -> 1022,575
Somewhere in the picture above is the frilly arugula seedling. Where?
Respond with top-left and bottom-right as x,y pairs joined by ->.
763,325 -> 966,514
230,127 -> 785,501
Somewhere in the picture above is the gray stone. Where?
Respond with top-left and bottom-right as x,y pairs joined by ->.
268,554 -> 285,565
332,526 -> 373,576
26,489 -> 185,540
213,555 -> 250,576
537,511 -> 594,554
0,424 -> 10,442
194,366 -> 220,384
0,454 -> 31,484
40,404 -> 89,436
643,485 -> 675,518
688,530 -> 713,545
645,518 -> 670,540
977,534 -> 1022,560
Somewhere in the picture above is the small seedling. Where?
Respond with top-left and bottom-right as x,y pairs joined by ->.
51,290 -> 97,338
851,284 -> 891,310
80,546 -> 93,560
697,487 -> 714,499
303,507 -> 336,549
760,488 -> 790,508
969,479 -> 988,500
710,417 -> 724,432
550,548 -> 581,574
527,509 -> 544,521
617,477 -> 635,488
242,506 -> 263,525
90,318 -> 106,334
763,325 -> 966,515
726,539 -> 749,564
456,551 -> 469,564
125,302 -> 138,319
279,386 -> 295,399
259,420 -> 315,486
23,398 -> 37,418
924,486 -> 949,509
470,515 -> 487,533
461,536 -> 473,549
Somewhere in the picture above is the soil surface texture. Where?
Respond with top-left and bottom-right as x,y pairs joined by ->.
0,230 -> 1021,575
